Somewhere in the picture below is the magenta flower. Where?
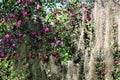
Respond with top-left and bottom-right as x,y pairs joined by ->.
45,27 -> 49,32
17,20 -> 22,26
7,18 -> 10,22
5,34 -> 10,39
50,42 -> 54,46
12,44 -> 16,48
22,11 -> 27,16
29,0 -> 32,3
56,40 -> 61,44
82,6 -> 88,12
6,45 -> 10,49
23,4 -> 27,8
54,56 -> 59,61
17,0 -> 21,4
0,38 -> 2,42
82,15 -> 87,22
29,53 -> 32,57
21,0 -> 24,1
0,18 -> 3,22
16,54 -> 20,57
1,53 -> 4,57
52,50 -> 57,56
52,10 -> 59,15
31,31 -> 36,35
12,51 -> 15,56
36,4 -> 41,10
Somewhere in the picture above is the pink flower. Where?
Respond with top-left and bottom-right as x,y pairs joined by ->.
36,4 -> 41,10
113,3 -> 117,7
38,55 -> 43,60
23,4 -> 27,8
45,27 -> 49,32
70,13 -> 74,17
16,54 -> 20,57
52,50 -> 57,56
82,6 -> 88,12
10,13 -> 16,18
0,38 -> 2,42
50,42 -> 54,46
82,15 -> 87,22
17,0 -> 21,4
31,31 -> 36,35
56,40 -> 61,44
1,53 -> 4,57
0,18 -> 3,22
54,56 -> 59,61
29,53 -> 32,57
12,44 -> 16,48
6,45 -> 10,49
29,0 -> 32,3
22,11 -> 27,16
12,51 -> 15,56
52,10 -> 59,15
89,14 -> 93,19
17,20 -> 22,26
18,33 -> 22,37
7,18 -> 10,22
5,34 -> 10,39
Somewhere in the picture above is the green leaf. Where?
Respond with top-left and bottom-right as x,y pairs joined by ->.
61,61 -> 66,65
65,53 -> 68,56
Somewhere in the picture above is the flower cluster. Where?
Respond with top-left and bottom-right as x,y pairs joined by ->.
0,1 -> 77,64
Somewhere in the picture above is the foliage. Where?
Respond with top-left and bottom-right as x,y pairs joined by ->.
0,0 -> 120,80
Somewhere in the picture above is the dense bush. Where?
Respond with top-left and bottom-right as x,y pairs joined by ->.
0,0 -> 120,80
